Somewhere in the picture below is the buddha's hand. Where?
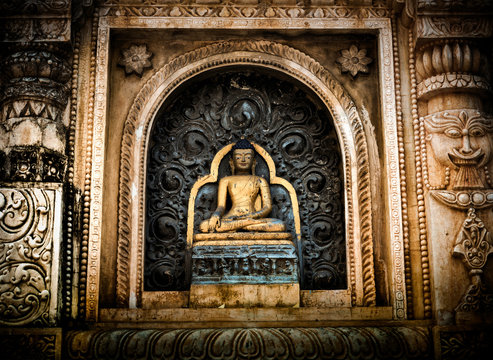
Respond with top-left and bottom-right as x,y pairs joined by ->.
207,214 -> 220,232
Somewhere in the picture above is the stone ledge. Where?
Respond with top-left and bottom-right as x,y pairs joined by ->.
99,306 -> 394,326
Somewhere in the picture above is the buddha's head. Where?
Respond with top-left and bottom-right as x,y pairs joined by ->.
230,139 -> 256,175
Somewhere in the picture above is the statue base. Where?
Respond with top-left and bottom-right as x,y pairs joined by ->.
189,283 -> 299,308
190,233 -> 299,307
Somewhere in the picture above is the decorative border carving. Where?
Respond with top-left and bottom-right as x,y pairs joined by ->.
82,13 -> 100,321
116,40 -> 376,309
417,74 -> 491,100
392,16 -> 413,319
409,28 -> 432,319
99,3 -> 391,19
417,16 -> 493,39
65,327 -> 431,359
63,31 -> 81,321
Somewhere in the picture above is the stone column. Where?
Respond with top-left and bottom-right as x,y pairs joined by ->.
413,1 -> 493,326
0,0 -> 72,333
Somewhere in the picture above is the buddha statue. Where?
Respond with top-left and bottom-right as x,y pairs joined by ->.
199,139 -> 287,233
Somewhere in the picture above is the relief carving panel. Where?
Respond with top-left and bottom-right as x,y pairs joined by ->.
0,186 -> 61,326
145,70 -> 345,291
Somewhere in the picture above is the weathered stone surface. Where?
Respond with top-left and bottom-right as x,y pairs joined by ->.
189,283 -> 300,308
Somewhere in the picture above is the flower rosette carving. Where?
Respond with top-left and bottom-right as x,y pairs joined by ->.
336,45 -> 372,77
118,44 -> 153,76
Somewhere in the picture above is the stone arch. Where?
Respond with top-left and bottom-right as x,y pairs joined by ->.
117,40 -> 376,308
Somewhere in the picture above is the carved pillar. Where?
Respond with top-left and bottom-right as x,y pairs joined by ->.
0,0 -> 73,330
413,1 -> 493,324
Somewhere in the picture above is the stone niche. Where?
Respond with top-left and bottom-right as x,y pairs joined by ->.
85,22 -> 404,323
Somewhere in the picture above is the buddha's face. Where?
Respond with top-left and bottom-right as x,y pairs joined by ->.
232,148 -> 254,172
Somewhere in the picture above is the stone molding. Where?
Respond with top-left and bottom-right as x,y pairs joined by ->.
0,184 -> 62,326
415,41 -> 491,99
65,327 -> 432,359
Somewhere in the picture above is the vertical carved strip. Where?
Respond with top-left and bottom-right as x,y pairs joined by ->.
80,12 -> 99,321
409,28 -> 432,319
392,17 -> 413,319
63,31 -> 81,321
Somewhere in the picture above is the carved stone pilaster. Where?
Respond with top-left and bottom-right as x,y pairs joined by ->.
0,185 -> 63,326
411,3 -> 493,323
0,43 -> 71,182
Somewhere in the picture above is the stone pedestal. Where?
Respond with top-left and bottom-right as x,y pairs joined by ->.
190,233 -> 299,307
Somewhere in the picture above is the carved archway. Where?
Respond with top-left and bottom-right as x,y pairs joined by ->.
117,40 -> 376,308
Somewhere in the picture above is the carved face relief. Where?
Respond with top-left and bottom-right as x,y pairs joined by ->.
425,110 -> 493,168
424,110 -> 493,189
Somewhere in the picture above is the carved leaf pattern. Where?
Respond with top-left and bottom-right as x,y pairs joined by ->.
145,71 -> 345,291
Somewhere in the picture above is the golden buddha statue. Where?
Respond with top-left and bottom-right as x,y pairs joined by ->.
199,139 -> 286,233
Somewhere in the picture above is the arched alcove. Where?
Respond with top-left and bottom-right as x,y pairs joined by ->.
117,41 -> 376,309
145,68 -> 345,292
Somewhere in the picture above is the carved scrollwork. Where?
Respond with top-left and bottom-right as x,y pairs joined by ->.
145,71 -> 345,291
417,16 -> 493,39
0,187 -> 55,326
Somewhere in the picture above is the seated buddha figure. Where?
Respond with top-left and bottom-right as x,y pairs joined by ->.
199,139 -> 286,233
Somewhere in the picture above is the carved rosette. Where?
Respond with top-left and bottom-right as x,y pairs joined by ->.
0,44 -> 70,182
0,186 -> 61,326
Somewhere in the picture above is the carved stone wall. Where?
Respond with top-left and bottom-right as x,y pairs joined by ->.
2,0 -> 493,359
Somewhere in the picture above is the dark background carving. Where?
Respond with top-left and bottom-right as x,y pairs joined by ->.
145,68 -> 345,291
